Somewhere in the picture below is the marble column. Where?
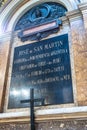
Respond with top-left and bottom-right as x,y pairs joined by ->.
0,32 -> 11,112
67,9 -> 87,106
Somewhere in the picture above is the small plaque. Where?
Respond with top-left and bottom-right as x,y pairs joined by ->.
8,34 -> 74,109
23,21 -> 57,36
18,19 -> 62,41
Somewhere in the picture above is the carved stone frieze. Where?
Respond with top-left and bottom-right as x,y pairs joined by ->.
16,2 -> 67,41
15,2 -> 67,31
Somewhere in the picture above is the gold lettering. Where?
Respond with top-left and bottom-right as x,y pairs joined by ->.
53,58 -> 60,64
34,45 -> 43,52
38,61 -> 46,67
63,74 -> 70,80
19,49 -> 29,56
51,49 -> 67,56
44,41 -> 63,50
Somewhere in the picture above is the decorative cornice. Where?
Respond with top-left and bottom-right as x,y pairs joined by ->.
66,9 -> 82,22
0,0 -> 11,13
0,0 -> 78,33
78,2 -> 87,11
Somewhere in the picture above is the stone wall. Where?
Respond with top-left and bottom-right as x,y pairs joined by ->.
70,18 -> 87,106
1,9 -> 87,112
0,2 -> 87,130
0,34 -> 11,112
0,1 -> 87,113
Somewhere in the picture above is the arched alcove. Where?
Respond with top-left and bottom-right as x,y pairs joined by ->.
14,2 -> 67,31
0,0 -> 78,33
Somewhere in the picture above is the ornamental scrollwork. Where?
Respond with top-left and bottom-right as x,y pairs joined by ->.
15,2 -> 67,31
17,2 -> 67,41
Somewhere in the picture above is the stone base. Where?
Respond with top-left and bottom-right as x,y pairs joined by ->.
0,106 -> 87,130
0,120 -> 87,130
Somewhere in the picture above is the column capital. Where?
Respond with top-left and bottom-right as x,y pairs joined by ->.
79,3 -> 87,29
66,9 -> 82,22
79,3 -> 87,12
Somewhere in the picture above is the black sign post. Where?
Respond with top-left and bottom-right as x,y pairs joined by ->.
21,88 -> 44,130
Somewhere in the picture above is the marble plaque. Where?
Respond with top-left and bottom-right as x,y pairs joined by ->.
8,34 -> 73,109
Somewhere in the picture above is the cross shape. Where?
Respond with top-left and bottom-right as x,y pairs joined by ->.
21,88 -> 44,130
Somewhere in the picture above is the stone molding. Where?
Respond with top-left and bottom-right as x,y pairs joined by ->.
0,31 -> 12,42
0,0 -> 78,33
0,0 -> 29,33
79,2 -> 87,14
0,1 -> 87,34
0,106 -> 87,123
64,2 -> 87,22
66,9 -> 82,22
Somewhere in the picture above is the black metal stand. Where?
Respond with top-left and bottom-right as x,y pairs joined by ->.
30,89 -> 35,130
21,88 -> 44,130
